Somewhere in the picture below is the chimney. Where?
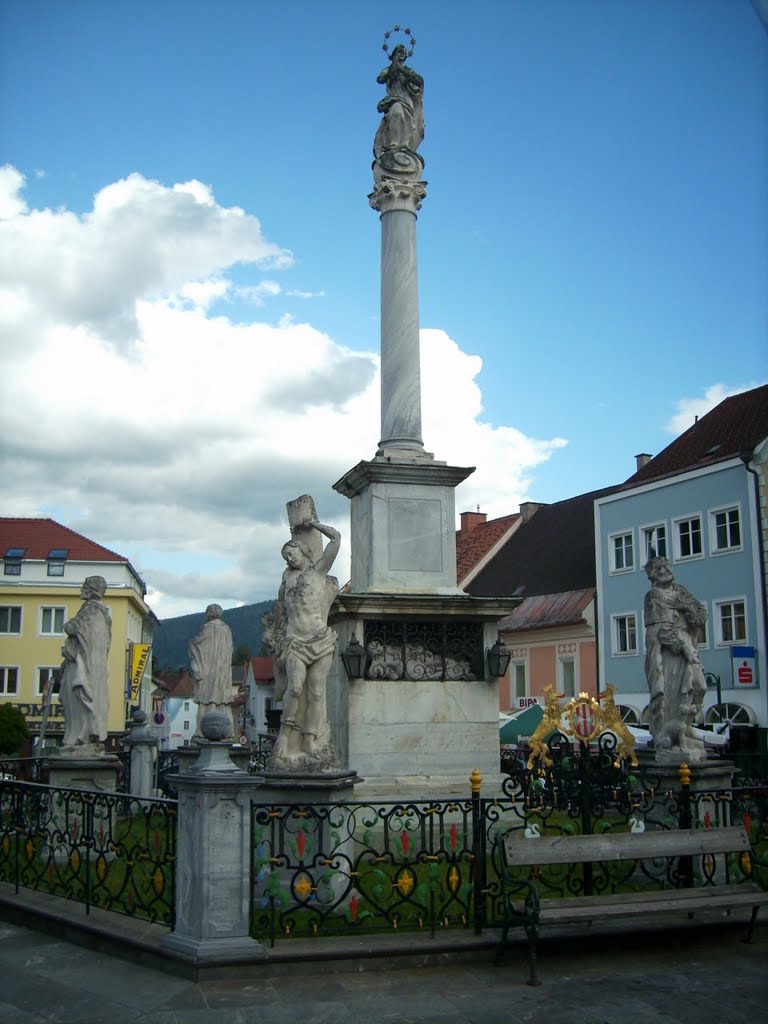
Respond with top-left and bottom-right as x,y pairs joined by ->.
459,510 -> 487,535
635,453 -> 652,472
519,502 -> 545,522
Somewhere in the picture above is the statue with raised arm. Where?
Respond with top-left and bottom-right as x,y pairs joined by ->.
189,604 -> 235,739
265,496 -> 341,772
59,575 -> 111,752
373,31 -> 424,179
643,557 -> 708,762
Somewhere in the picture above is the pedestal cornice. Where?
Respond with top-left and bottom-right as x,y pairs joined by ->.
331,591 -> 521,622
333,458 -> 475,499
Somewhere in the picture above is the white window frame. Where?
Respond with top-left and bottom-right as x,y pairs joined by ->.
672,512 -> 704,562
36,666 -> 61,697
557,656 -> 577,697
708,503 -> 743,556
509,660 -> 528,705
611,612 -> 638,656
713,597 -> 747,647
641,521 -> 668,562
0,666 -> 20,695
609,529 -> 635,574
39,606 -> 66,636
0,605 -> 22,635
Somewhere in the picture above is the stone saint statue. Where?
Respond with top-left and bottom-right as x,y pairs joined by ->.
264,500 -> 340,772
643,556 -> 708,762
189,604 -> 234,739
59,575 -> 111,751
373,42 -> 424,176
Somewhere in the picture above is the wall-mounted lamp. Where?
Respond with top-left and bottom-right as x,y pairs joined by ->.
486,638 -> 512,678
340,633 -> 371,680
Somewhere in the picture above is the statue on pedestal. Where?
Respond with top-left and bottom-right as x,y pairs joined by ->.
373,30 -> 424,180
264,496 -> 341,772
59,576 -> 111,752
643,557 -> 708,762
189,604 -> 234,739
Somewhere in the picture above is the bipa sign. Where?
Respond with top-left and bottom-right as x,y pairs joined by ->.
731,646 -> 757,689
517,697 -> 542,709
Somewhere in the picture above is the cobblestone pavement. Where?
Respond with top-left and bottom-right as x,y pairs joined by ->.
1,917 -> 766,1024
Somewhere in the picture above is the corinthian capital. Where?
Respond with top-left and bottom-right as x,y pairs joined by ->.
369,177 -> 428,215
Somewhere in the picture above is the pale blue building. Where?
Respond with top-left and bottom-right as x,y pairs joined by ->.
594,385 -> 767,730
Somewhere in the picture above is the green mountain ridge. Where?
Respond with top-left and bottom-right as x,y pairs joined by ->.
152,601 -> 275,671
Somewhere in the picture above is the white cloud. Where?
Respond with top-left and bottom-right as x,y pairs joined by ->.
665,382 -> 766,435
0,164 -> 28,218
287,289 -> 325,300
0,167 -> 566,618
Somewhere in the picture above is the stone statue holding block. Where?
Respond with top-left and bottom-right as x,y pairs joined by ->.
59,575 -> 111,752
265,495 -> 341,772
189,604 -> 235,739
644,556 -> 708,762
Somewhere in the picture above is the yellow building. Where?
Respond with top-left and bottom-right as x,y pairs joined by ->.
0,518 -> 155,750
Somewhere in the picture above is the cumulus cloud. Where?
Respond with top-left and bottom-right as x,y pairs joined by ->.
0,167 -> 566,617
665,382 -> 766,435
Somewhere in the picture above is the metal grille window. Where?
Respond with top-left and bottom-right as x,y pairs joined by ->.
363,620 -> 484,680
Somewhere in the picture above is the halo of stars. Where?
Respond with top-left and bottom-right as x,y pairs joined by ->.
381,25 -> 416,61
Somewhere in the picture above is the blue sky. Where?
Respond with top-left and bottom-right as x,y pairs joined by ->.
1,0 -> 766,617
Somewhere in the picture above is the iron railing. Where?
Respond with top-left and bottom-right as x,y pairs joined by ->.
0,780 -> 176,925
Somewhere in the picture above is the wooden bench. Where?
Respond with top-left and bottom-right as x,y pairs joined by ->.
495,825 -> 768,985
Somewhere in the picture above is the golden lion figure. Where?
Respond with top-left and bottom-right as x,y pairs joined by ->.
526,685 -> 565,770
599,684 -> 638,767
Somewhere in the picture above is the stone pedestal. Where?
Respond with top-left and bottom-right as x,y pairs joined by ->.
334,459 -> 473,594
328,592 -> 515,799
125,724 -> 159,799
636,750 -> 737,827
47,753 -> 120,794
160,741 -> 266,963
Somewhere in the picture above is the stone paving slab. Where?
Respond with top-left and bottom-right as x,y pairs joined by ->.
1,915 -> 767,1024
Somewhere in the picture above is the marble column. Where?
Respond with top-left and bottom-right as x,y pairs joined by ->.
370,179 -> 428,457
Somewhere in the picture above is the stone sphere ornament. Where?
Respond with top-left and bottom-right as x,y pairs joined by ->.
199,711 -> 233,742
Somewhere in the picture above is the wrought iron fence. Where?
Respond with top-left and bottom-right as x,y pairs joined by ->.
0,780 -> 176,925
251,796 -> 477,945
250,737 -> 768,944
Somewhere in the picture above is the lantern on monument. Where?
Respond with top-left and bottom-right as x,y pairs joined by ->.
341,634 -> 371,680
486,638 -> 512,678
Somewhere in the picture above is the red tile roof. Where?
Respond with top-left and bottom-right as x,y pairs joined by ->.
498,588 -> 595,633
624,384 -> 768,487
0,517 -> 126,562
456,514 -> 519,584
249,656 -> 275,683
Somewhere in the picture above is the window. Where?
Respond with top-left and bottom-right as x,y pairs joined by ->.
642,523 -> 667,561
0,606 -> 22,634
183,701 -> 190,711
3,547 -> 25,576
40,607 -> 66,636
615,705 -> 640,726
510,662 -> 527,703
183,720 -> 190,730
47,548 -> 68,576
36,667 -> 61,697
715,599 -> 747,645
710,506 -> 741,554
183,739 -> 190,747
612,613 -> 638,655
0,667 -> 19,695
558,658 -> 576,698
610,531 -> 634,572
674,515 -> 703,560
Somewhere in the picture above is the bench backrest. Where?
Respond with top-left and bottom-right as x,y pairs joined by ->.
501,826 -> 750,868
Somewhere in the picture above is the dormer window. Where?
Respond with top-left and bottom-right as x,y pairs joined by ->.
47,548 -> 69,577
3,548 -> 25,576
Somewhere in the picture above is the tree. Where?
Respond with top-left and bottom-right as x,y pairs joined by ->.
233,643 -> 251,667
0,703 -> 29,756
